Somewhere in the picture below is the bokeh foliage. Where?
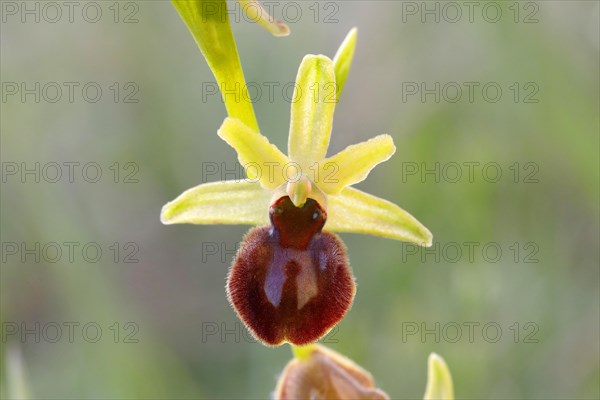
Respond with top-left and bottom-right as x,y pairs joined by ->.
1,1 -> 598,399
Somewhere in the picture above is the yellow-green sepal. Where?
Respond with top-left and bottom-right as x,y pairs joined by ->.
161,180 -> 270,225
325,187 -> 433,246
288,55 -> 337,171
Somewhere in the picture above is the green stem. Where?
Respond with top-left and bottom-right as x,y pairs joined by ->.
290,343 -> 316,361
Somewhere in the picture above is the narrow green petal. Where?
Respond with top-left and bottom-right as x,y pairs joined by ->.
317,134 -> 396,194
218,117 -> 290,189
325,187 -> 433,246
237,0 -> 290,36
161,180 -> 270,225
424,353 -> 454,400
333,27 -> 357,100
288,55 -> 337,170
172,0 -> 259,131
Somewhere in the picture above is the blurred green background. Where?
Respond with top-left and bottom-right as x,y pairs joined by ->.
1,1 -> 598,399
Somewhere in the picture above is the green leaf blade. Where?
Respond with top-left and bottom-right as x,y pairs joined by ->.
172,0 -> 259,131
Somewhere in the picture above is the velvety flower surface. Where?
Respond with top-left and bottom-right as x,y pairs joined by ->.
161,40 -> 432,346
227,197 -> 355,345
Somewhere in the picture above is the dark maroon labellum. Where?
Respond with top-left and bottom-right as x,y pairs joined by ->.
227,196 -> 355,346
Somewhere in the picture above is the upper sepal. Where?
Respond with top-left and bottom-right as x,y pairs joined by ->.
288,55 -> 337,170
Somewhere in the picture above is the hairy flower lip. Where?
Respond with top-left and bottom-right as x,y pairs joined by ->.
226,225 -> 355,346
227,197 -> 352,346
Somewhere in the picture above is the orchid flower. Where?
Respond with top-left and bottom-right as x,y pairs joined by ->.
161,29 -> 432,346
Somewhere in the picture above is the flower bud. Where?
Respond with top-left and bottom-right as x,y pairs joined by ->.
274,344 -> 389,399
